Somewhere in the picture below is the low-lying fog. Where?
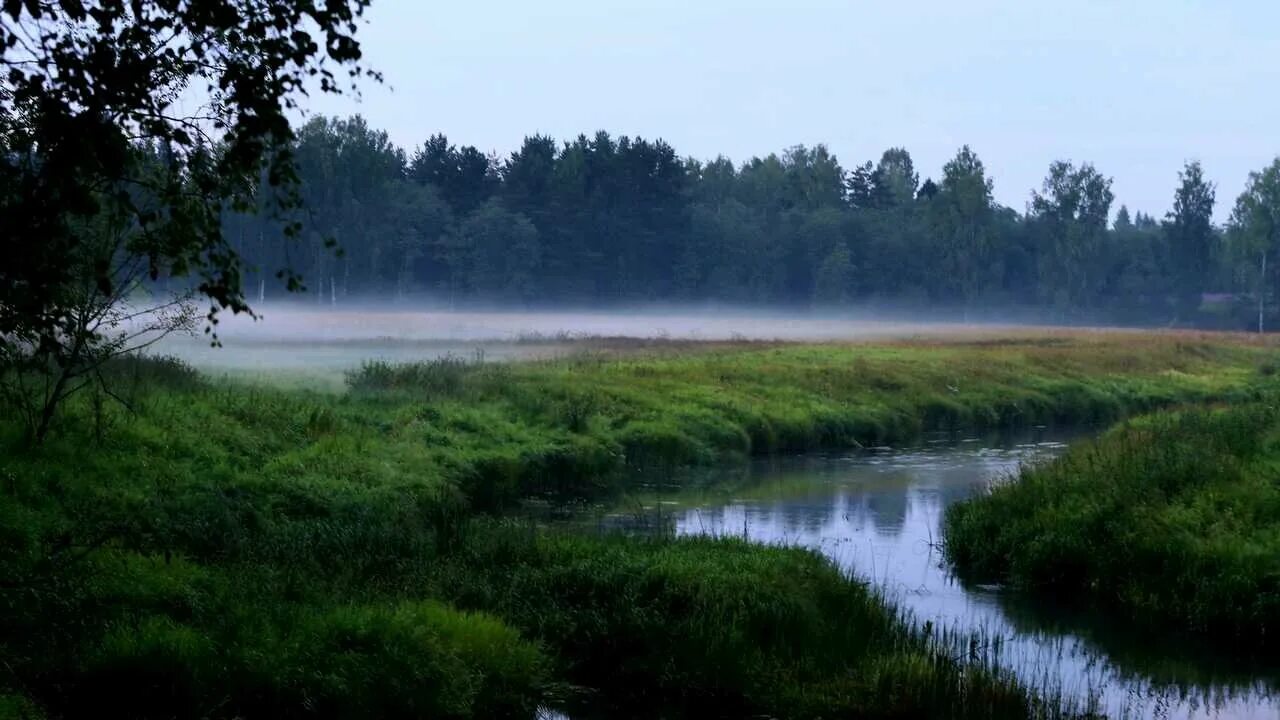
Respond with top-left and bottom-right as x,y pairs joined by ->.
152,303 -> 1086,385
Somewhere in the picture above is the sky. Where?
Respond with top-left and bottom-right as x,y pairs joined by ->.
308,0 -> 1280,223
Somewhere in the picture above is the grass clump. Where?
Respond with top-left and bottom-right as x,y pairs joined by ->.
345,355 -> 481,397
438,523 -> 1066,719
944,402 -> 1280,653
67,598 -> 546,719
3,545 -> 548,719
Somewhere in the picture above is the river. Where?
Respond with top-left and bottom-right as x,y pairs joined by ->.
576,429 -> 1279,719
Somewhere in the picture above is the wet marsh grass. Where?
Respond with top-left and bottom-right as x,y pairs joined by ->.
439,523 -> 1092,720
945,402 -> 1280,655
0,332 -> 1276,717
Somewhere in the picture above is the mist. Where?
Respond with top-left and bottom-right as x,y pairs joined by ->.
155,301 -> 1123,381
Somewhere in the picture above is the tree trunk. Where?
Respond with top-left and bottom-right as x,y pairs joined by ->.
1260,250 -> 1267,335
258,231 -> 265,303
33,366 -> 73,443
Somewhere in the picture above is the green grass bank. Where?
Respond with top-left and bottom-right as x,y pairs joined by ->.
1,332 -> 1276,717
344,332 -> 1273,509
944,401 -> 1280,654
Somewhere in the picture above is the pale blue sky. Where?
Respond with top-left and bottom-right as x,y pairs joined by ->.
309,0 -> 1279,222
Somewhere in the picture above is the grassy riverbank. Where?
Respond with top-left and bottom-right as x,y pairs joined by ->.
1,332 -> 1275,716
346,332 -> 1270,508
438,523 -> 1069,719
944,401 -> 1280,654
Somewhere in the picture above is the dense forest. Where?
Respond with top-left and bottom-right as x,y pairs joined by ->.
226,115 -> 1280,328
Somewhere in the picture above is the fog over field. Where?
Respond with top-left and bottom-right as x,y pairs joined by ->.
154,303 -> 1088,378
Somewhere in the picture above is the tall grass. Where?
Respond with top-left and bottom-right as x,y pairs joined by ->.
1,335 -> 1275,717
944,402 -> 1280,654
438,522 -> 1085,719
345,354 -> 486,397
63,584 -> 547,718
340,335 -> 1275,508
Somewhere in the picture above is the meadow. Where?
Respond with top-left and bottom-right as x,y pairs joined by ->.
1,331 -> 1276,718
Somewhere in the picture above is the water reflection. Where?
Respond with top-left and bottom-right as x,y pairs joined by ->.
598,430 -> 1280,720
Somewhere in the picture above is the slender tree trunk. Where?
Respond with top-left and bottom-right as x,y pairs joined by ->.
397,255 -> 408,302
34,323 -> 87,443
1260,250 -> 1267,334
32,310 -> 94,443
315,244 -> 324,306
33,370 -> 70,443
257,231 -> 265,304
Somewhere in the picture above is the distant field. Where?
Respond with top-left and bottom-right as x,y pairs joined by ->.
151,305 -> 1276,388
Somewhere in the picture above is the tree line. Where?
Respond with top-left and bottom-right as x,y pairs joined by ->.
226,115 -> 1280,328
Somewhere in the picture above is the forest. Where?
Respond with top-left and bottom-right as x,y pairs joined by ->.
225,115 -> 1280,328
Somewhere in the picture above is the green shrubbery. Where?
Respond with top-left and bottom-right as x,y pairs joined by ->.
945,402 -> 1280,653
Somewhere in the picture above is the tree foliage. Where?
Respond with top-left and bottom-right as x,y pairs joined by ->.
1,0 -> 375,440
1166,161 -> 1216,316
931,146 -> 995,312
1,0 -> 376,336
221,120 -> 1280,330
1227,159 -> 1280,330
1029,161 -> 1114,311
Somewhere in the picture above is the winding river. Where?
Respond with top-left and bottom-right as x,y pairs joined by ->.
585,429 -> 1280,719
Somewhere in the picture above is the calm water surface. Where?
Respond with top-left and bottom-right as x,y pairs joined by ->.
582,430 -> 1280,720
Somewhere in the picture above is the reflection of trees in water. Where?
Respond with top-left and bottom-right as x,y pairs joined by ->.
992,585 -> 1280,709
666,434 -> 1280,718
793,502 -> 832,536
751,503 -> 776,527
861,491 -> 910,537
